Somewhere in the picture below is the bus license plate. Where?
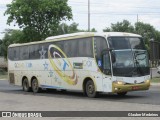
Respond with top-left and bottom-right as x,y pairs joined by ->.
132,86 -> 139,90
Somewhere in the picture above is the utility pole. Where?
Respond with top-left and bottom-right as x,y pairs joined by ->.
88,0 -> 90,31
137,14 -> 139,23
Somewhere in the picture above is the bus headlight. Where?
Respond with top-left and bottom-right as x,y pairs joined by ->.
113,81 -> 125,85
145,80 -> 150,83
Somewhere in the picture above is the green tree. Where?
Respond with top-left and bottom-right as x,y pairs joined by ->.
57,22 -> 80,35
1,29 -> 24,58
79,28 -> 97,32
56,22 -> 97,35
135,22 -> 160,45
5,0 -> 72,41
90,28 -> 97,32
0,39 -> 3,56
103,20 -> 134,32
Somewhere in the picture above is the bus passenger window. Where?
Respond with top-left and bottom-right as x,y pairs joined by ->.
94,37 -> 108,71
78,38 -> 93,58
29,44 -> 40,59
13,47 -> 20,60
20,46 -> 29,60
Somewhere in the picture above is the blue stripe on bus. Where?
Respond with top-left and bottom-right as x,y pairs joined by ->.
40,85 -> 64,89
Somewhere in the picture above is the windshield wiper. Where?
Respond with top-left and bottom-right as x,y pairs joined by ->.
134,59 -> 145,76
126,67 -> 139,77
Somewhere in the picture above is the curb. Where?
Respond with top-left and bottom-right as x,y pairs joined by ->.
0,79 -> 7,81
151,68 -> 157,70
151,83 -> 160,86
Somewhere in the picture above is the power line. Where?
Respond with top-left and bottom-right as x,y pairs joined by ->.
69,2 -> 160,10
73,11 -> 160,15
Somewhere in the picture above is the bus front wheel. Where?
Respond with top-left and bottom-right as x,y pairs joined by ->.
22,78 -> 31,92
31,78 -> 40,93
85,80 -> 98,98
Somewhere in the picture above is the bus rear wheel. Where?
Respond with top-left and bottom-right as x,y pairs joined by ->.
117,92 -> 127,96
31,78 -> 40,93
85,80 -> 97,98
22,78 -> 31,92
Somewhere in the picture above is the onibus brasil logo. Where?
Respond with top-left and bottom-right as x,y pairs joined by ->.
48,44 -> 78,85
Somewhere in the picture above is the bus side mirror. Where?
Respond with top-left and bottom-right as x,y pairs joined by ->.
106,48 -> 114,51
102,51 -> 111,75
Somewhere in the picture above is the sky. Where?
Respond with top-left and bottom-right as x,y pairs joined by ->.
1,0 -> 160,39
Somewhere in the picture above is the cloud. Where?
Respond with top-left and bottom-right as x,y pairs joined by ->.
0,3 -> 17,39
0,0 -> 12,5
68,0 -> 160,32
1,0 -> 160,39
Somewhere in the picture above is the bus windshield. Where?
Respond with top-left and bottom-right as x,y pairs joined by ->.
108,37 -> 150,77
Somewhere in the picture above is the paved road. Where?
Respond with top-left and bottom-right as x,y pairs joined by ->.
0,80 -> 160,120
0,80 -> 159,105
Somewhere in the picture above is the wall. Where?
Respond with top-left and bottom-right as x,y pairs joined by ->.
0,57 -> 7,68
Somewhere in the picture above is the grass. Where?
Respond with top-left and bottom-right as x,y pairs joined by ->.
151,77 -> 160,83
0,74 -> 8,79
0,70 -> 8,80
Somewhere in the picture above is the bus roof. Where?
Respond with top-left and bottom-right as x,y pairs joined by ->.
45,32 -> 141,40
9,32 -> 141,48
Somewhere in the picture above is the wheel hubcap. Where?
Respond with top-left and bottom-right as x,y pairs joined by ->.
88,85 -> 94,94
33,80 -> 38,91
23,81 -> 28,90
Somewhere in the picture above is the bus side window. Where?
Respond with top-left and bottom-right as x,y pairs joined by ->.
19,46 -> 29,60
29,44 -> 40,59
39,43 -> 49,59
78,38 -> 93,58
63,40 -> 78,57
13,47 -> 20,61
94,37 -> 108,70
8,48 -> 14,60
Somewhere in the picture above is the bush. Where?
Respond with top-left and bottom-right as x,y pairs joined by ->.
0,68 -> 8,75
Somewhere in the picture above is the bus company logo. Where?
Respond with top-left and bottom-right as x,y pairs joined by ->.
14,63 -> 25,68
83,60 -> 92,67
48,44 -> 78,85
134,80 -> 137,84
39,46 -> 47,59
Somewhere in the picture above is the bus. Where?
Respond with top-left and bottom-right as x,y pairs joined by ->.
8,32 -> 150,97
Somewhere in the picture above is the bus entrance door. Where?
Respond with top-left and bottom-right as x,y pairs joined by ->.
102,51 -> 112,92
102,74 -> 112,92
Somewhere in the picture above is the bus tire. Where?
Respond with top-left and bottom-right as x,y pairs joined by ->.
31,78 -> 40,93
117,92 -> 127,96
22,78 -> 31,92
85,80 -> 97,98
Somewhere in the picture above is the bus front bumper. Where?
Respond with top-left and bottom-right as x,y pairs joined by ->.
112,80 -> 150,93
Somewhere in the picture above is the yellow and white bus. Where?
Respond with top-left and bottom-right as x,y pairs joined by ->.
8,32 -> 150,97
